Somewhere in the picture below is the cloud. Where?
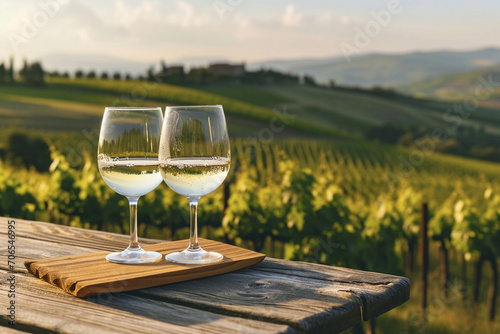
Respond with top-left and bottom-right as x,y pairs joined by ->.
316,12 -> 333,25
55,1 -> 130,43
340,16 -> 350,25
0,1 -> 356,63
281,6 -> 346,28
111,0 -> 211,29
282,4 -> 303,27
77,29 -> 90,42
113,0 -> 160,26
233,14 -> 251,29
2,0 -> 215,59
165,1 -> 210,28
3,0 -> 495,65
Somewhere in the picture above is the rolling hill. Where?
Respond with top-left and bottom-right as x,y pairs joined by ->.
38,48 -> 500,90
249,47 -> 500,87
2,78 -> 500,140
1,72 -> 499,334
399,65 -> 500,110
0,79 -> 344,139
200,83 -> 500,136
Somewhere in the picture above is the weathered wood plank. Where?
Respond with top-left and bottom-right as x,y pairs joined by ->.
1,217 -> 410,333
131,269 -> 363,333
0,271 -> 295,334
253,258 -> 411,320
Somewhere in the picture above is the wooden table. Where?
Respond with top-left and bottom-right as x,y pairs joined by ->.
1,218 -> 410,333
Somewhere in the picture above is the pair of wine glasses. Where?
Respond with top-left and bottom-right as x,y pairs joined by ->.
98,105 -> 230,265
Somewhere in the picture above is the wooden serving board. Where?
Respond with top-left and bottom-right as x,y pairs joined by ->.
24,238 -> 265,298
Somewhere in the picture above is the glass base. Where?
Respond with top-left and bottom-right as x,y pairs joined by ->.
106,247 -> 162,264
166,247 -> 223,264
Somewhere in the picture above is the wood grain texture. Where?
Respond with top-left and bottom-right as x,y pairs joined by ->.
0,272 -> 294,334
24,238 -> 265,297
0,217 -> 410,334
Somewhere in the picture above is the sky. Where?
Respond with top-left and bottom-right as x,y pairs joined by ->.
0,0 -> 499,65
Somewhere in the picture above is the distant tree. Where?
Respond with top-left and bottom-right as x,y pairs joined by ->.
125,73 -> 132,80
62,72 -> 70,78
112,72 -> 121,80
19,59 -> 28,81
366,123 -> 410,144
369,86 -> 399,98
303,75 -> 317,86
158,60 -> 168,82
186,67 -> 212,84
242,69 -> 299,85
146,66 -> 156,82
0,63 -> 5,83
19,59 -> 45,86
46,70 -> 60,78
327,79 -> 336,88
29,62 -> 45,86
101,72 -> 109,80
167,66 -> 185,83
87,70 -> 96,79
7,56 -> 14,83
75,69 -> 84,78
7,133 -> 51,172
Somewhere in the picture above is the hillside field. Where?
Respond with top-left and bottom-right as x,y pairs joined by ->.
2,77 -> 500,139
1,79 -> 499,333
400,65 -> 500,110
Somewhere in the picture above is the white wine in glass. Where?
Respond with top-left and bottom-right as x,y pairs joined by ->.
159,105 -> 231,264
98,107 -> 163,264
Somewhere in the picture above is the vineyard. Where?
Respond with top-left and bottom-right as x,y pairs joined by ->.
1,79 -> 499,333
0,134 -> 499,332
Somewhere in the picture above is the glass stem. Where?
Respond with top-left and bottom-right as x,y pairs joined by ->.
128,197 -> 140,250
188,197 -> 201,251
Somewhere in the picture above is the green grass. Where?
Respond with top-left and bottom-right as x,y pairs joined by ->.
0,79 -> 349,138
0,84 -> 117,105
47,78 -> 347,138
196,83 -> 482,135
199,85 -> 292,106
376,244 -> 500,334
2,78 -> 499,334
200,84 -> 375,133
4,78 -> 500,140
401,65 -> 500,104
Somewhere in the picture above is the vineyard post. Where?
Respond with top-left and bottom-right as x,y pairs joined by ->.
474,250 -> 498,322
473,252 -> 485,304
406,239 -> 415,278
439,238 -> 449,297
420,203 -> 429,312
486,251 -> 498,322
222,181 -> 230,243
368,318 -> 376,334
461,254 -> 467,300
223,181 -> 230,214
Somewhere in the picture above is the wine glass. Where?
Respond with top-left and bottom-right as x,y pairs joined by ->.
159,105 -> 231,264
98,107 -> 164,264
